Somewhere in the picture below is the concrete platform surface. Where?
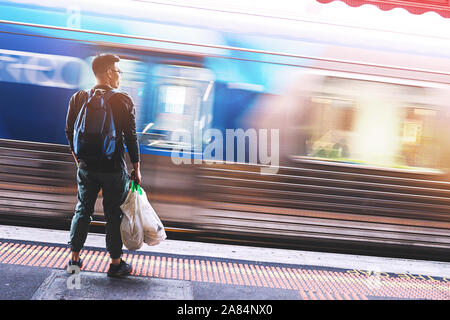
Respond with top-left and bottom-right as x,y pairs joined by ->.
31,270 -> 193,300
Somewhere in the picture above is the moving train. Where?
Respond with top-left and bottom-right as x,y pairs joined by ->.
1,0 -> 449,259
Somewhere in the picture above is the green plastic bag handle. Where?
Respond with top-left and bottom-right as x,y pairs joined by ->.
130,180 -> 143,195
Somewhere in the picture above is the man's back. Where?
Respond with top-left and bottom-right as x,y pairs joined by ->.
66,84 -> 140,172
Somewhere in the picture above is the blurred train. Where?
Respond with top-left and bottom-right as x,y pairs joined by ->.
1,0 -> 450,259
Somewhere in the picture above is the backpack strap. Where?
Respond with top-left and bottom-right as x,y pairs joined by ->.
88,88 -> 97,98
85,88 -> 117,102
103,89 -> 117,102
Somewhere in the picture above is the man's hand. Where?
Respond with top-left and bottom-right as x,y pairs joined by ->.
130,162 -> 142,185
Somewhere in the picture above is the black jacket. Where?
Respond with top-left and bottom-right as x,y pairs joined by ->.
65,85 -> 140,172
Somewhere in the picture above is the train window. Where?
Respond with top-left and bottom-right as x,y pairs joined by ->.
159,85 -> 187,114
152,84 -> 201,139
139,64 -> 214,151
303,96 -> 356,159
293,77 -> 442,172
398,106 -> 440,170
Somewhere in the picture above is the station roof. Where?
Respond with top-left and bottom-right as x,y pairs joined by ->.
317,0 -> 450,18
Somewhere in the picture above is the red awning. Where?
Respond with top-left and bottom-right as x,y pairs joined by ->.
316,0 -> 450,18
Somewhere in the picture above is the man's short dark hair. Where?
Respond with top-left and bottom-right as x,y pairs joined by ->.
92,53 -> 120,76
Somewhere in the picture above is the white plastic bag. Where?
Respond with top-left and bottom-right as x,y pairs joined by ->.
120,183 -> 144,250
136,186 -> 167,246
120,182 -> 166,250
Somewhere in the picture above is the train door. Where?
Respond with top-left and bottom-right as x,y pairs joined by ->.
137,63 -> 215,226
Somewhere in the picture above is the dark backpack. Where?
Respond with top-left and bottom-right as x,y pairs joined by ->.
73,89 -> 116,161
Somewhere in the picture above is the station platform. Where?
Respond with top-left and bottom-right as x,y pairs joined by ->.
0,225 -> 449,301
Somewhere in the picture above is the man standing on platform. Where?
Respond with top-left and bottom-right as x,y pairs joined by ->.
65,53 -> 141,277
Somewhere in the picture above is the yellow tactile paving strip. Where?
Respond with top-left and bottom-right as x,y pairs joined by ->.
0,239 -> 448,300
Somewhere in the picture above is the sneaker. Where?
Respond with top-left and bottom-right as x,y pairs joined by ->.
107,259 -> 132,277
67,259 -> 83,274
